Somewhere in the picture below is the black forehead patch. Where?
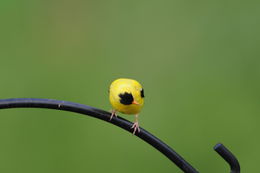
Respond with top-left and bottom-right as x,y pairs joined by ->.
119,92 -> 133,105
141,89 -> 144,98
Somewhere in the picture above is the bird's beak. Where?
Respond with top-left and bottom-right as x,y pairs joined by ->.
132,100 -> 140,105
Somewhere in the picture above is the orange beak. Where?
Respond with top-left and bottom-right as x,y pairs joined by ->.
132,100 -> 140,105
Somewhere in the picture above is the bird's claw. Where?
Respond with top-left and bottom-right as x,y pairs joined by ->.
109,110 -> 117,121
131,122 -> 140,135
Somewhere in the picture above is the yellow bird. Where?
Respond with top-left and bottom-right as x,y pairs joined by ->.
109,78 -> 144,134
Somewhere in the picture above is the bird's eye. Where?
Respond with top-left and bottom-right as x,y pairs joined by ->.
119,92 -> 134,105
140,89 -> 144,98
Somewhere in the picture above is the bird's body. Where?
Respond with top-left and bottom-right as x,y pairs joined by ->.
109,78 -> 144,114
109,78 -> 144,134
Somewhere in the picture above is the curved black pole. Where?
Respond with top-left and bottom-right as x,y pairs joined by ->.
214,143 -> 240,173
0,98 -> 198,173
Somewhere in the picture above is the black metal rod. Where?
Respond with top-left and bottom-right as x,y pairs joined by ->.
214,143 -> 240,173
0,98 -> 198,173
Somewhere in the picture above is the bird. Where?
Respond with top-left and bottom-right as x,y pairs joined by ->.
109,78 -> 144,135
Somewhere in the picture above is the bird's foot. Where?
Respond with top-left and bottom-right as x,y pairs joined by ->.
131,121 -> 140,135
109,110 -> 117,121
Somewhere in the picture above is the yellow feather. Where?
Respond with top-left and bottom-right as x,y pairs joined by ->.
109,78 -> 144,115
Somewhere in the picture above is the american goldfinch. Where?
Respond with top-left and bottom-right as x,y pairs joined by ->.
109,78 -> 144,134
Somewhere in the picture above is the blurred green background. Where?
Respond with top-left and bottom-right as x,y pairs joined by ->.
0,0 -> 259,172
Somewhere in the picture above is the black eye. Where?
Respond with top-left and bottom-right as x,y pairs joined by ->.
140,89 -> 144,98
119,92 -> 134,105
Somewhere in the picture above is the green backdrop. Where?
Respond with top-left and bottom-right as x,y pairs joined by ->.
0,0 -> 259,172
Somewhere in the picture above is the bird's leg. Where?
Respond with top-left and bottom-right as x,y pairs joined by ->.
131,114 -> 140,135
109,109 -> 117,121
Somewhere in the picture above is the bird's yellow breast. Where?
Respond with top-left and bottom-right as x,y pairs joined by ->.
109,78 -> 144,115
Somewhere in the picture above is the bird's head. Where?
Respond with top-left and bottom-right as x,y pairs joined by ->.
118,86 -> 144,106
